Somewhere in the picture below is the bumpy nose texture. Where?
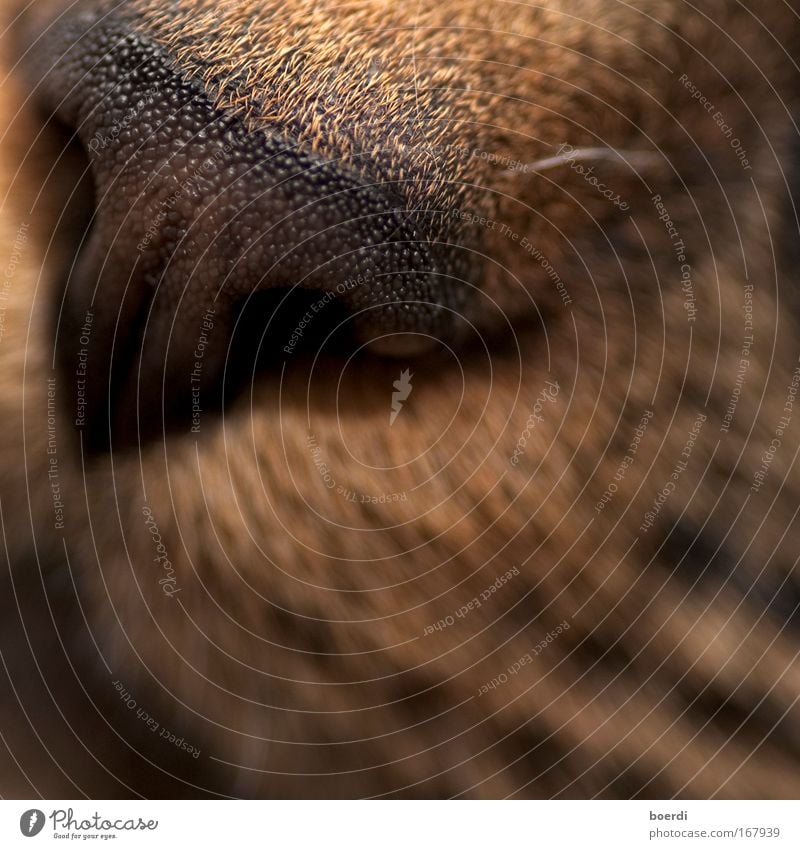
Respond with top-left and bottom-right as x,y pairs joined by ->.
18,9 -> 477,448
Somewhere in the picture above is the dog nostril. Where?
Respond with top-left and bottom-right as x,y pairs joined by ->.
17,11 -> 477,449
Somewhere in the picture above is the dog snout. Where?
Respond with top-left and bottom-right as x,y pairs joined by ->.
16,6 -> 477,448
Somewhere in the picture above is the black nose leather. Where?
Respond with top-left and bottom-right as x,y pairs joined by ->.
17,7 -> 477,449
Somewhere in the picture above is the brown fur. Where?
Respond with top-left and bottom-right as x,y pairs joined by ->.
1,0 -> 800,797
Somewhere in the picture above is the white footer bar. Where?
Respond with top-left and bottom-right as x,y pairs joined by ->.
2,800 -> 797,848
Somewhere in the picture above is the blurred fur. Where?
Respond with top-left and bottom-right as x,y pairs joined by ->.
1,0 -> 800,798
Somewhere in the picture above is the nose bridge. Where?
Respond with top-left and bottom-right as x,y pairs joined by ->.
62,20 -> 475,334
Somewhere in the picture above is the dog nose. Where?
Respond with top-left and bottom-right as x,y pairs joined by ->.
17,9 -> 476,448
